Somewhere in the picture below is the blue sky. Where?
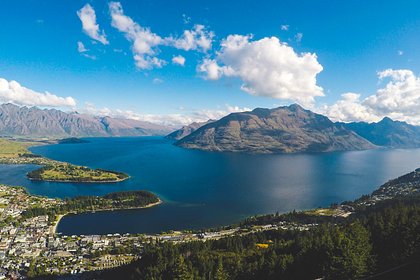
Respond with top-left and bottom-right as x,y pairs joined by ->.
1,0 -> 420,125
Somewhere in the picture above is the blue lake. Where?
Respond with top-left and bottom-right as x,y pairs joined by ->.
1,137 -> 419,235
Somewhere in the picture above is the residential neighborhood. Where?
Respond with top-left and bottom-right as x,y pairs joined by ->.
0,167 -> 419,278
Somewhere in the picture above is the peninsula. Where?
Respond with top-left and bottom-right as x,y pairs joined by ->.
27,164 -> 129,183
0,138 -> 129,183
22,190 -> 161,222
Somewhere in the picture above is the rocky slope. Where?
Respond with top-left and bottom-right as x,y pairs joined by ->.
342,117 -> 420,148
176,104 -> 375,153
0,103 -> 171,138
166,120 -> 214,140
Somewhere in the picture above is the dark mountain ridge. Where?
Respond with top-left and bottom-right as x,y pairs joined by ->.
176,104 -> 375,153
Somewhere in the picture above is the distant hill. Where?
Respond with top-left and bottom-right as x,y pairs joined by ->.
57,138 -> 90,144
166,120 -> 214,140
0,103 -> 172,138
176,104 -> 375,153
342,117 -> 420,148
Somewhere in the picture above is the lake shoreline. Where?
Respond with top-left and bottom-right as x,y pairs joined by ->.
28,176 -> 130,184
51,214 -> 65,235
54,198 -> 163,234
0,139 -> 131,184
12,137 -> 420,235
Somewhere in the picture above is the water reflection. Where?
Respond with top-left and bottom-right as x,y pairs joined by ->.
0,137 -> 417,234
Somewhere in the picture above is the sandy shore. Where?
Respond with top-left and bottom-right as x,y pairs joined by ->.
51,198 -> 162,235
50,214 -> 65,235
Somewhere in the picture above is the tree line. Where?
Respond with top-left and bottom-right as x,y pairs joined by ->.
90,197 -> 420,280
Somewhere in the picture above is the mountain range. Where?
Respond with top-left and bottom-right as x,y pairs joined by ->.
2,103 -> 419,153
341,117 -> 420,148
173,104 -> 420,153
175,104 -> 375,153
0,103 -> 171,138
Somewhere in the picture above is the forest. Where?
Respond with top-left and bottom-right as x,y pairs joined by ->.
79,196 -> 420,280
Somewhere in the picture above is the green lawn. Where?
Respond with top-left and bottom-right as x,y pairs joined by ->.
304,208 -> 339,216
0,139 -> 30,158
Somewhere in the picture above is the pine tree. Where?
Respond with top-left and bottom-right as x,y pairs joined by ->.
173,255 -> 193,280
215,257 -> 229,280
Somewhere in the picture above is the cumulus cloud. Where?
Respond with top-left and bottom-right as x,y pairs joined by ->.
82,103 -> 250,127
198,35 -> 324,106
109,2 -> 214,70
319,93 -> 380,123
321,69 -> 420,125
172,55 -> 186,66
0,78 -> 76,108
109,1 -> 164,69
77,4 -> 109,45
168,24 -> 214,52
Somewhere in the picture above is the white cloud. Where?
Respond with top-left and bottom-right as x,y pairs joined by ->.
321,69 -> 420,125
398,50 -> 404,56
198,58 -> 235,80
109,2 -> 164,69
182,14 -> 191,24
77,4 -> 109,45
0,78 -> 76,108
319,93 -> 380,123
198,35 -> 324,106
82,53 -> 97,60
77,41 -> 96,59
77,41 -> 88,53
82,103 -> 250,127
109,2 -> 214,70
365,69 -> 420,122
152,78 -> 163,84
295,32 -> 303,43
172,55 -> 186,66
281,25 -> 289,31
168,24 -> 214,52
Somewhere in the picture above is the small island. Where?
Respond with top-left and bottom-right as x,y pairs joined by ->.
27,163 -> 129,183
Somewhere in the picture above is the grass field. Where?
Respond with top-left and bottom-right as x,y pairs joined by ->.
0,139 -> 31,158
304,208 -> 339,216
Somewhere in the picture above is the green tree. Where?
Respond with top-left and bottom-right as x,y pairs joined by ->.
173,255 -> 193,280
214,257 -> 229,280
324,222 -> 373,280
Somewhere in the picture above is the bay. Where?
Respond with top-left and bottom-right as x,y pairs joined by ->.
0,137 -> 419,234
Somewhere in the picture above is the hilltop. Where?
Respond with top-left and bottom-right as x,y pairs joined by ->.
176,104 -> 375,153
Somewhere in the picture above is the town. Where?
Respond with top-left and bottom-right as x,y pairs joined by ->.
1,168 -> 419,279
0,185 -> 318,279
